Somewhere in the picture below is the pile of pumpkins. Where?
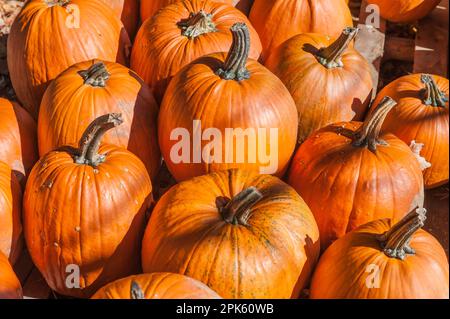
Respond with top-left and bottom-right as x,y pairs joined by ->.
0,0 -> 448,299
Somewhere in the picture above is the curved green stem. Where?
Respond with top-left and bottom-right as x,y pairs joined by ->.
220,187 -> 263,226
78,62 -> 111,87
421,74 -> 448,107
316,27 -> 359,68
177,10 -> 217,39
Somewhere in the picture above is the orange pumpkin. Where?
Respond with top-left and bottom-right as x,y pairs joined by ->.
265,28 -> 373,145
141,169 -> 320,299
132,0 -> 262,103
310,207 -> 449,299
0,252 -> 23,299
38,60 -> 161,181
24,114 -> 152,298
288,97 -> 424,250
0,161 -> 23,264
249,0 -> 353,61
158,23 -> 297,181
7,0 -> 131,119
0,98 -> 38,187
372,74 -> 449,189
366,0 -> 441,23
100,0 -> 139,40
92,273 -> 221,299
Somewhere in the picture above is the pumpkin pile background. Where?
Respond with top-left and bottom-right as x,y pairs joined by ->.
0,0 -> 448,300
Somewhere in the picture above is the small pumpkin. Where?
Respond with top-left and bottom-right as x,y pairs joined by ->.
141,169 -> 320,299
100,0 -> 139,40
24,114 -> 152,298
310,207 -> 449,299
92,273 -> 221,299
7,0 -> 131,119
288,97 -> 424,250
158,23 -> 297,181
0,161 -> 23,264
249,0 -> 353,61
0,98 -> 38,187
366,0 -> 441,23
372,74 -> 449,189
131,0 -> 262,103
265,27 -> 373,145
0,252 -> 23,299
38,60 -> 161,181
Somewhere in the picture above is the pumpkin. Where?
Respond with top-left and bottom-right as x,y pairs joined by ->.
7,0 -> 131,119
100,0 -> 139,40
38,60 -> 161,181
131,0 -> 262,103
0,161 -> 23,264
288,97 -> 425,250
249,0 -> 353,61
366,0 -> 441,23
0,252 -> 23,299
24,114 -> 152,298
265,27 -> 373,145
141,169 -> 320,299
158,23 -> 297,181
0,98 -> 38,187
310,207 -> 449,299
92,273 -> 221,299
371,74 -> 449,189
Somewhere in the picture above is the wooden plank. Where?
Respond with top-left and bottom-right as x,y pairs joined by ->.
384,36 -> 415,62
424,185 -> 449,258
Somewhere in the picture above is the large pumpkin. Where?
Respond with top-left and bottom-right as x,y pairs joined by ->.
24,114 -> 152,298
0,98 -> 38,187
249,0 -> 353,61
0,252 -> 23,299
7,0 -> 131,119
288,97 -> 424,250
372,74 -> 449,189
158,23 -> 297,181
366,0 -> 441,23
0,161 -> 23,264
100,0 -> 139,40
310,207 -> 449,299
265,28 -> 373,145
132,0 -> 262,103
141,169 -> 320,299
92,273 -> 221,299
38,60 -> 161,181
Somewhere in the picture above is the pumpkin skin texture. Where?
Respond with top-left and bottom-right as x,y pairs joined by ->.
7,0 -> 131,119
310,209 -> 449,299
38,60 -> 161,181
366,0 -> 441,23
24,114 -> 152,298
265,28 -> 373,145
92,273 -> 221,299
158,23 -> 297,182
132,0 -> 262,103
0,98 -> 38,187
0,161 -> 23,265
141,169 -> 320,299
287,98 -> 424,250
249,0 -> 353,61
371,74 -> 449,189
100,0 -> 139,40
0,252 -> 23,299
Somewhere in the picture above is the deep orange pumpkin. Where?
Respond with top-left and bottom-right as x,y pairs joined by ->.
38,60 -> 161,181
0,252 -> 23,299
24,114 -> 152,298
310,207 -> 449,299
92,273 -> 221,299
7,0 -> 131,119
265,28 -> 373,145
366,0 -> 441,23
100,0 -> 139,40
249,0 -> 353,61
0,98 -> 38,187
132,0 -> 262,103
288,97 -> 424,250
371,74 -> 449,189
141,169 -> 320,299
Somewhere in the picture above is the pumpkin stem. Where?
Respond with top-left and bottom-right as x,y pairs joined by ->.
78,62 -> 111,87
130,281 -> 145,299
177,10 -> 217,39
377,207 -> 427,260
420,74 -> 448,107
220,187 -> 263,226
216,23 -> 251,81
45,0 -> 70,7
352,96 -> 397,152
74,113 -> 123,167
315,27 -> 359,69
